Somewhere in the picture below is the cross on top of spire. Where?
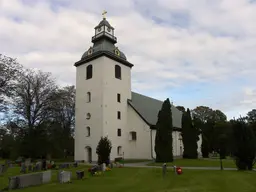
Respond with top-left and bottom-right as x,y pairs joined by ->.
102,10 -> 107,19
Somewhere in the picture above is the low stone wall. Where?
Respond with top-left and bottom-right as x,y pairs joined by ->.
8,170 -> 52,190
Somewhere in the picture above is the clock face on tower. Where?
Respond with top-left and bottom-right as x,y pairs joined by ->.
98,27 -> 102,32
107,27 -> 111,32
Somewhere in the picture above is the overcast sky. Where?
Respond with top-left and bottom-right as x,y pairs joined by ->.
0,0 -> 256,120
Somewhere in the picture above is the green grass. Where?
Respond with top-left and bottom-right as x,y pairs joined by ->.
147,158 -> 237,168
1,166 -> 256,192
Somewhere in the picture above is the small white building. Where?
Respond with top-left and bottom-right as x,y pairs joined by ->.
74,16 -> 202,162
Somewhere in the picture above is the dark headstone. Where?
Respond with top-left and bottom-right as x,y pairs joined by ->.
162,163 -> 167,178
90,165 -> 99,176
42,159 -> 47,170
76,170 -> 84,179
20,163 -> 26,174
8,176 -> 18,190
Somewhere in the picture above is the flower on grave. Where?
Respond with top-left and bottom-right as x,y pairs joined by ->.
106,167 -> 111,171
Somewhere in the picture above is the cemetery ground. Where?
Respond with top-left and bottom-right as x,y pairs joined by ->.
1,165 -> 256,192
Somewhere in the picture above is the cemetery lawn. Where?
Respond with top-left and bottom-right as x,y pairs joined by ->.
1,166 -> 256,192
147,158 -> 237,168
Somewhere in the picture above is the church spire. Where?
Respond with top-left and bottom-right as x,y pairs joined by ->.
92,11 -> 116,44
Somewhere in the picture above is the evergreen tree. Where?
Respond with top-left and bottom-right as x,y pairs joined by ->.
96,136 -> 112,165
232,119 -> 256,170
154,98 -> 173,162
182,108 -> 198,159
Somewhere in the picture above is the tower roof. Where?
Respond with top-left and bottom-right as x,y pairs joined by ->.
75,14 -> 133,68
94,18 -> 114,30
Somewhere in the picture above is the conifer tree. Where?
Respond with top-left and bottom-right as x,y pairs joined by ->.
232,119 -> 256,170
155,98 -> 173,162
182,108 -> 198,159
96,136 -> 112,165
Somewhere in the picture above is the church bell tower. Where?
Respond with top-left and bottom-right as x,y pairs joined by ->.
74,11 -> 134,162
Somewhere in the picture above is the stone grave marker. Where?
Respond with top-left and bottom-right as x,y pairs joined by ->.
25,158 -> 31,167
20,163 -> 26,174
58,170 -> 72,183
162,163 -> 167,178
28,164 -> 33,172
42,170 -> 52,184
102,163 -> 106,172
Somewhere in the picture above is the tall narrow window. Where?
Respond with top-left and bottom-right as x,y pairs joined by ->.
86,65 -> 93,79
115,65 -> 121,79
131,131 -> 137,140
117,111 -> 121,119
117,129 -> 121,136
117,146 -> 122,156
117,93 -> 121,103
87,92 -> 91,102
86,127 -> 90,137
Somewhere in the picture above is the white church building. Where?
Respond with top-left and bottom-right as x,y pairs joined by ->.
74,15 -> 202,162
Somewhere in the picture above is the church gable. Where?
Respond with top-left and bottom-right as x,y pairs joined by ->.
128,92 -> 182,129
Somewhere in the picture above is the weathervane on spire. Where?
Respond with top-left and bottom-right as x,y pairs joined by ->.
102,10 -> 107,19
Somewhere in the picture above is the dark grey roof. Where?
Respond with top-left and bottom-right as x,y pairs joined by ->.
128,92 -> 182,129
81,40 -> 126,60
94,18 -> 114,30
81,18 -> 127,61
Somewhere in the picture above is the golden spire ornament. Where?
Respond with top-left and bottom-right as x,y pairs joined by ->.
102,10 -> 107,19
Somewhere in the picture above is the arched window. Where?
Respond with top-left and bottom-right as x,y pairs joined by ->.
87,92 -> 91,102
86,113 -> 91,120
86,65 -> 93,79
117,146 -> 122,156
86,126 -> 90,137
115,65 -> 121,79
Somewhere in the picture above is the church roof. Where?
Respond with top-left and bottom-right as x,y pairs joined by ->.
74,17 -> 133,68
128,92 -> 182,129
94,18 -> 114,30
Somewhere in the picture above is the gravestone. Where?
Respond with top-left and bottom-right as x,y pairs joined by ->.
42,170 -> 52,184
42,159 -> 47,170
58,171 -> 72,183
8,171 -> 52,190
35,161 -> 42,171
17,173 -> 42,188
90,165 -> 99,176
173,165 -> 177,174
8,176 -> 18,190
76,170 -> 84,179
0,164 -> 5,175
25,158 -> 31,167
162,163 -> 167,178
28,164 -> 33,172
102,163 -> 106,172
20,163 -> 26,174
